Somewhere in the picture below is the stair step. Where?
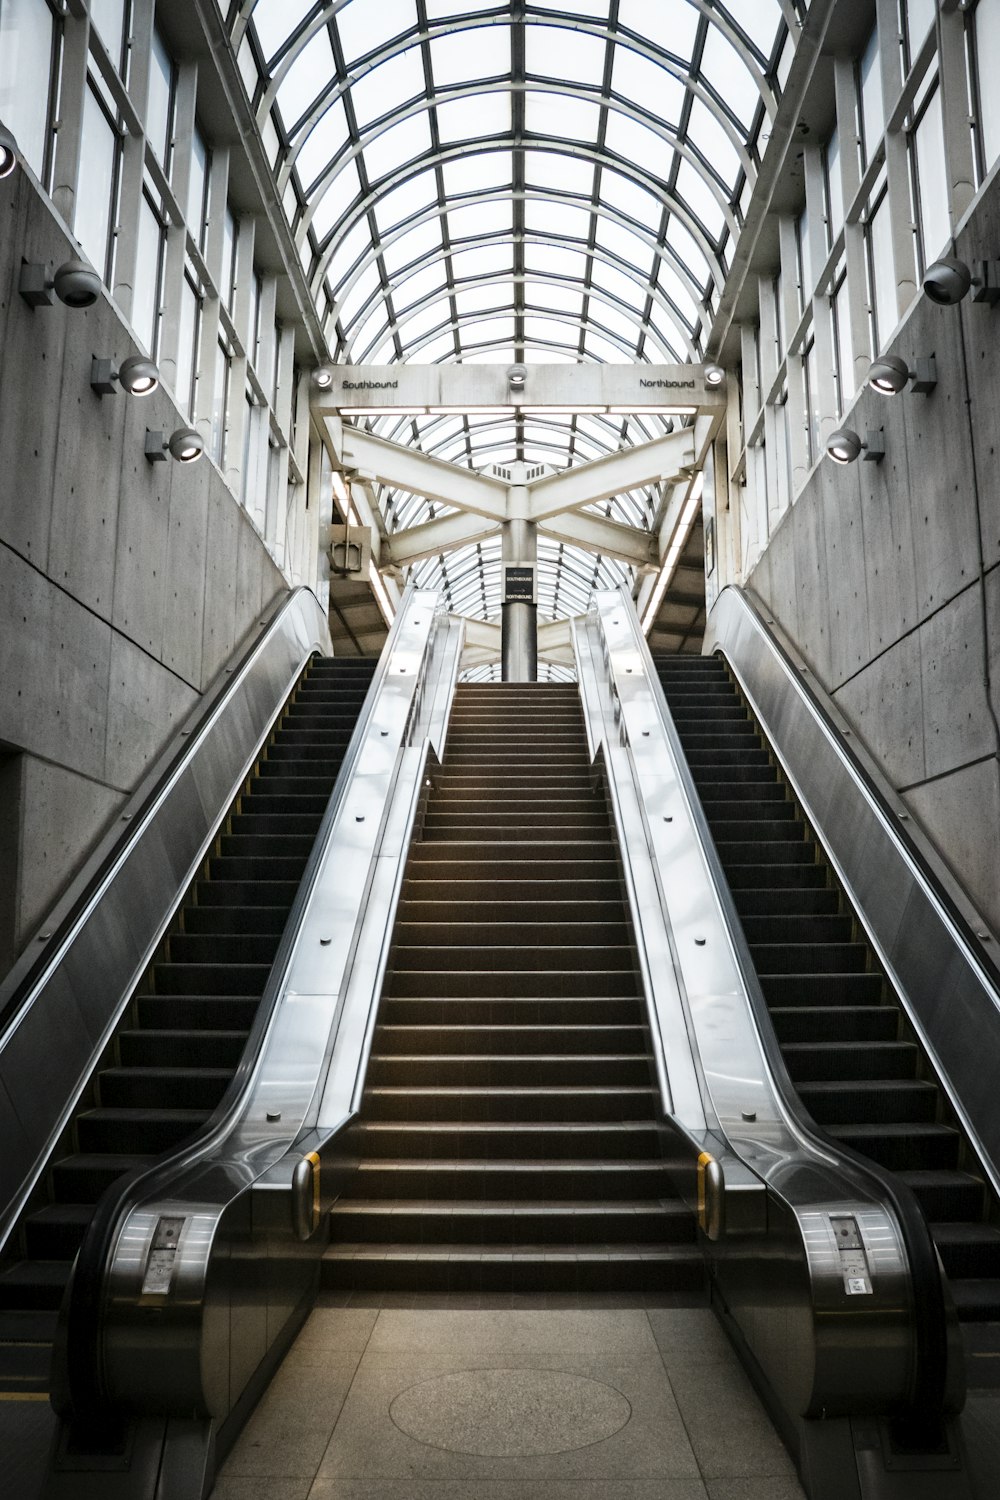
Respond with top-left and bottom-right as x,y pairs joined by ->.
329,1198 -> 690,1243
363,1085 -> 657,1121
321,1244 -> 705,1293
352,1121 -> 661,1159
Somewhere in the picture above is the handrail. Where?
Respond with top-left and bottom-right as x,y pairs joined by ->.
580,589 -> 955,1429
58,588 -> 456,1426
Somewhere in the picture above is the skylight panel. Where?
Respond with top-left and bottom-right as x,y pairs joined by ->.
530,0 -> 611,22
699,25 -> 761,128
524,313 -> 580,347
589,258 -> 646,306
436,92 -> 511,142
399,300 -> 450,342
381,217 -> 443,273
449,245 -> 513,280
328,217 -> 375,290
373,169 -> 439,234
419,414 -> 465,443
349,46 -> 425,129
665,219 -> 711,287
525,23 -> 607,86
590,298 -> 642,345
311,157 -> 362,240
616,0 -> 698,60
522,347 -> 579,364
600,168 -> 660,227
430,25 -> 511,87
610,46 -> 684,124
524,90 -> 602,142
276,29 -> 336,128
523,280 -> 584,315
447,199 -> 513,239
361,110 -> 432,182
457,316 -> 516,347
426,0 -> 501,16
295,99 -> 350,189
675,160 -> 726,240
408,330 -> 461,363
603,110 -> 671,179
524,199 -> 592,241
351,303 -> 389,357
339,260 -> 383,326
455,283 -> 510,316
461,345 -> 516,364
718,0 -> 783,60
524,150 -> 596,197
392,260 -> 450,307
442,151 -> 511,196
686,99 -> 742,188
594,214 -> 652,268
335,0 -> 418,66
585,330 -> 633,362
656,262 -> 701,325
524,242 -> 589,280
251,0 -> 313,64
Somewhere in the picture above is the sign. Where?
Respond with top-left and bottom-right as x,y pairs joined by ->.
503,565 -> 537,604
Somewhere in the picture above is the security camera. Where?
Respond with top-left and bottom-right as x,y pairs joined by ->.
52,258 -> 102,308
922,256 -> 972,306
0,122 -> 18,179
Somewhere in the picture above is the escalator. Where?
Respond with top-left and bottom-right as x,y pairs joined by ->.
325,681 -> 703,1294
0,654 -> 376,1404
654,651 -> 1000,1328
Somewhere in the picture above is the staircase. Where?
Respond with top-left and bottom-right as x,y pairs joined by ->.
325,681 -> 702,1295
655,652 -> 1000,1324
0,656 -> 376,1398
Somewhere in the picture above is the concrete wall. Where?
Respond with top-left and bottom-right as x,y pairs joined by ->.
0,170 -> 288,972
743,181 -> 1000,933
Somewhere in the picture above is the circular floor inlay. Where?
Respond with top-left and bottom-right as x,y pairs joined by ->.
388,1367 -> 632,1456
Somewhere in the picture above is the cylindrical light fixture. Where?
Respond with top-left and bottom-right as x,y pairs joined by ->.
145,427 -> 206,464
91,354 -> 160,398
0,122 -> 18,179
704,363 -> 725,388
825,427 -> 885,465
311,365 -> 334,391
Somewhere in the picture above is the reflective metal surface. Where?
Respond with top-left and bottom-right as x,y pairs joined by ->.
573,590 -> 968,1484
706,585 -> 1000,1201
80,589 -> 462,1432
0,588 -> 331,1262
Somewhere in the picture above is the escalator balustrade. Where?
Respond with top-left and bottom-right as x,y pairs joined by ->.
0,656 -> 376,1400
655,652 -> 1000,1324
325,682 -> 702,1295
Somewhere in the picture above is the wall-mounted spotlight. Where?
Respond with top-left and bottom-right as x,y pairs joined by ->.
311,365 -> 334,391
867,353 -> 937,397
91,354 -> 159,398
145,427 -> 205,465
0,122 -> 19,179
507,363 -> 528,392
704,363 -> 726,388
19,257 -> 101,310
826,427 -> 885,465
923,255 -> 1000,306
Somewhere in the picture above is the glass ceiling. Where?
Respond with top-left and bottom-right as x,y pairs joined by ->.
220,0 -> 802,627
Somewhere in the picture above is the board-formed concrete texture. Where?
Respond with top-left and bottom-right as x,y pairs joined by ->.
0,172 -> 288,962
211,1305 -> 806,1500
745,179 -> 1000,936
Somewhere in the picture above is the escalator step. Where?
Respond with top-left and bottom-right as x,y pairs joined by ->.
196,880 -> 299,907
219,833 -> 315,859
23,1205 -> 95,1259
947,1280 -> 1000,1321
780,1040 -> 917,1081
329,1198 -> 689,1243
152,963 -> 271,996
241,792 -> 330,814
352,1121 -> 662,1160
118,1029 -> 250,1068
931,1223 -> 1000,1279
699,800 -> 795,822
183,906 -> 289,936
827,1122 -> 960,1171
321,1244 -> 705,1294
385,969 -> 642,998
0,1261 -> 72,1311
387,943 -> 636,973
76,1107 -> 212,1154
167,934 -> 280,965
734,888 -> 840,916
373,1024 -> 647,1055
796,1079 -> 938,1124
896,1170 -> 987,1221
771,1007 -> 899,1043
209,855 -> 312,881
344,1159 -> 674,1200
750,943 -> 870,975
136,995 -> 261,1028
378,996 -> 645,1026
396,899 -> 628,926
700,781 -> 787,803
366,1054 -> 652,1087
232,813 -> 324,837
50,1154 -> 155,1203
98,1067 -> 232,1110
715,840 -> 818,866
741,915 -> 853,945
759,973 -> 883,1005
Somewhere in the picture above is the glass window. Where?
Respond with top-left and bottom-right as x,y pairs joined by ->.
76,84 -> 118,278
975,0 -> 1000,173
796,202 -> 811,308
826,126 -> 844,242
174,273 -> 200,418
0,0 -> 55,180
90,0 -> 127,72
858,26 -> 884,166
905,0 -> 936,64
803,335 -> 820,465
866,188 -> 896,352
832,272 -> 854,413
212,338 -> 230,464
147,27 -> 174,165
912,84 -> 950,271
132,191 -> 164,354
187,124 -> 209,247
221,206 -> 236,309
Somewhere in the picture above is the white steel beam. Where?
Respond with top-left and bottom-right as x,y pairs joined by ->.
539,511 -> 656,569
339,428 -> 508,520
538,619 -> 574,665
382,511 -> 500,568
527,430 -> 696,521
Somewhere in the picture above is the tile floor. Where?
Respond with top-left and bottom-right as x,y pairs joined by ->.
210,1296 -> 805,1500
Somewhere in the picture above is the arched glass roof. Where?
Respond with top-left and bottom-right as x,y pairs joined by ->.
219,0 -> 803,631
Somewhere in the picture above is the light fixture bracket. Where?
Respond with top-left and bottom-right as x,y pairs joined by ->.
19,262 -> 52,309
863,428 -> 885,463
90,357 -> 117,397
972,259 -> 1000,305
910,355 -> 937,395
144,429 -> 168,463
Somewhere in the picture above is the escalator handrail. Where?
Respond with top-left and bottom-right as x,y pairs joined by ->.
0,587 -> 327,1039
60,588 -> 443,1425
598,592 -> 951,1427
